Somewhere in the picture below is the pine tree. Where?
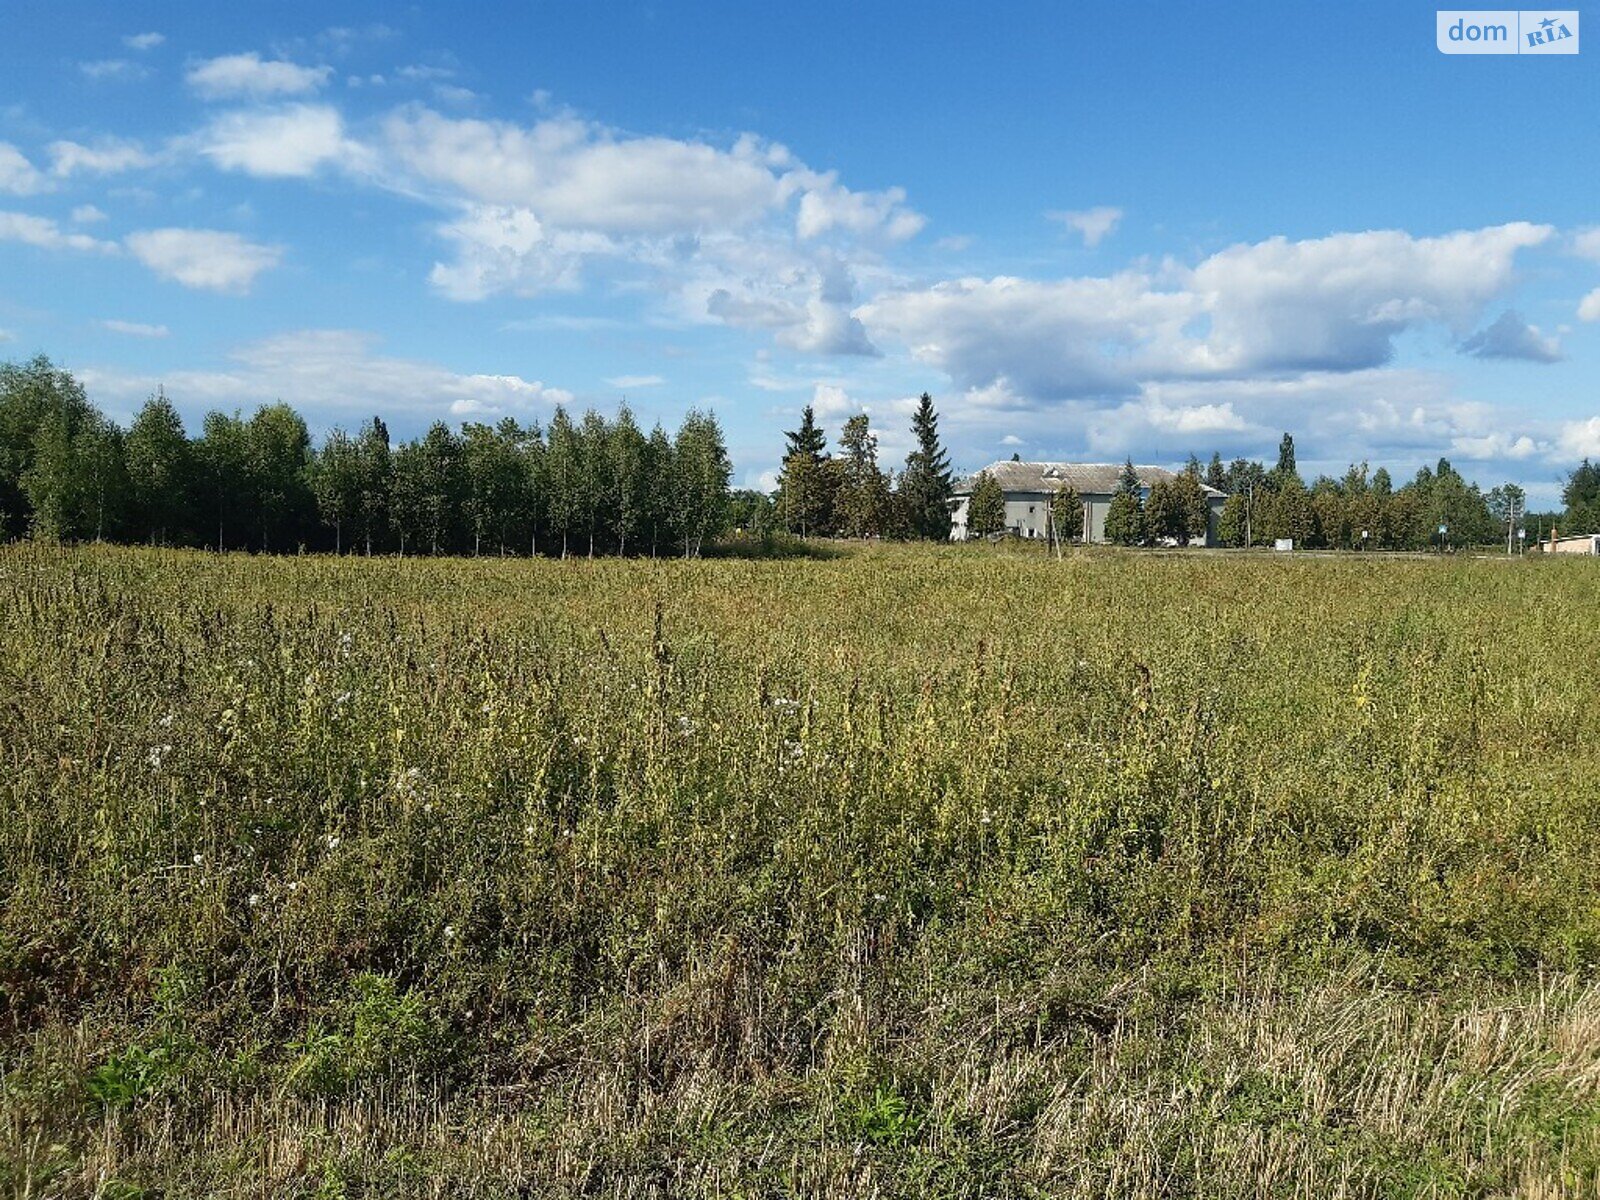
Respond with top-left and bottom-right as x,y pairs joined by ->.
1104,459 -> 1146,546
900,392 -> 953,540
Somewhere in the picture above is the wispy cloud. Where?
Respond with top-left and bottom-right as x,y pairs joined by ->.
102,319 -> 170,338
1047,205 -> 1123,248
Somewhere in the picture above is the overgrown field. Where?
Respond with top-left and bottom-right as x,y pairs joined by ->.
3,543 -> 1600,1198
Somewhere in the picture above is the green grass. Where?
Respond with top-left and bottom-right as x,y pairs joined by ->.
2,541 -> 1599,1197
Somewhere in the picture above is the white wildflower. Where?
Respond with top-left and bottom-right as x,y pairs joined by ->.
443,924 -> 456,939
247,893 -> 261,907
325,834 -> 341,850
192,853 -> 203,866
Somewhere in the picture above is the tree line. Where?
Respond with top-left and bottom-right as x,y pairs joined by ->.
769,392 -> 956,540
0,355 -> 731,556
967,432 -> 1571,551
1201,434 -> 1528,551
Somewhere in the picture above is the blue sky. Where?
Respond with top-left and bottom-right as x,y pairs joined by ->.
2,2 -> 1597,503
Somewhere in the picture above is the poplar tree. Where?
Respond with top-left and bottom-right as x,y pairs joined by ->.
312,427 -> 361,553
125,391 -> 192,545
196,411 -> 250,550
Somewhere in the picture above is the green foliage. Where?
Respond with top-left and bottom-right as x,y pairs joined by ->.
775,404 -> 834,537
833,414 -> 889,538
1103,459 -> 1146,545
1050,484 -> 1083,544
846,1084 -> 923,1146
1561,460 -> 1600,534
83,1045 -> 173,1111
964,469 -> 1006,537
286,974 -> 437,1098
1145,473 -> 1210,546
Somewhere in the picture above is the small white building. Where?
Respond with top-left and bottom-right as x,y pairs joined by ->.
1545,532 -> 1600,555
949,461 -> 1228,546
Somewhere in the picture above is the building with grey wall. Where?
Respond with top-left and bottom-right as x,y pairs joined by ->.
949,462 -> 1228,546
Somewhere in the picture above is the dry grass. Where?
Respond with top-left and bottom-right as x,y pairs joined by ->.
2,542 -> 1599,1197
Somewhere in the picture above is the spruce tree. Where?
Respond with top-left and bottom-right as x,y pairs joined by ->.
900,392 -> 954,540
1205,452 -> 1227,493
776,404 -> 832,536
1104,459 -> 1146,546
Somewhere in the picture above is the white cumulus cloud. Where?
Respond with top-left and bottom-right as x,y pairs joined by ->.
124,33 -> 165,50
201,105 -> 357,177
860,223 -> 1554,400
124,228 -> 283,293
187,53 -> 332,99
1558,417 -> 1600,460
